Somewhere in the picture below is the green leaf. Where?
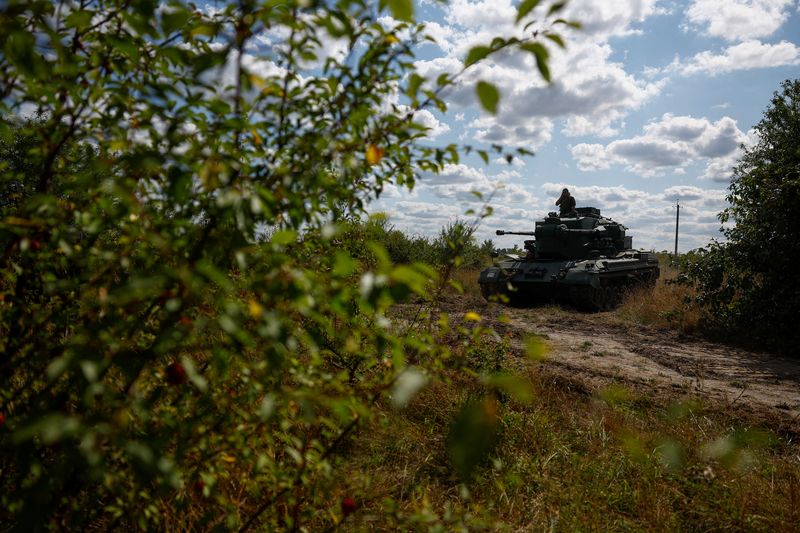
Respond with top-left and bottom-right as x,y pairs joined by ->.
13,414 -> 81,445
476,81 -> 500,114
271,229 -> 297,246
109,37 -> 139,61
465,46 -> 491,67
477,150 -> 489,164
65,10 -> 94,31
598,384 -> 634,406
553,18 -> 583,29
547,1 -> 567,15
385,0 -> 414,21
545,33 -> 566,48
406,73 -> 424,99
521,42 -> 550,82
486,373 -> 534,403
333,251 -> 357,277
516,0 -> 541,22
391,265 -> 430,294
447,397 -> 499,479
162,9 -> 191,35
524,334 -> 548,361
190,23 -> 217,38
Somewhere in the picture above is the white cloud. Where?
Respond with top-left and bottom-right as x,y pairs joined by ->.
443,0 -> 517,33
685,0 -> 794,42
571,113 -> 750,179
562,0 -> 665,39
412,109 -> 451,139
409,0 -> 667,148
680,40 -> 800,75
569,143 -> 615,171
417,163 -> 537,204
469,114 -> 554,149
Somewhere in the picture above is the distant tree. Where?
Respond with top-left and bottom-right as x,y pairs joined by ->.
480,238 -> 495,258
680,79 -> 800,352
435,219 -> 484,268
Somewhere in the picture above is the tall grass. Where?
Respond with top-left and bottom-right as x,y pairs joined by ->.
615,258 -> 707,333
616,281 -> 706,333
320,364 -> 800,530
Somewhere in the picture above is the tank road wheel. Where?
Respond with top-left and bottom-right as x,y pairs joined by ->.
570,283 -> 618,312
601,286 -> 617,310
480,282 -> 506,302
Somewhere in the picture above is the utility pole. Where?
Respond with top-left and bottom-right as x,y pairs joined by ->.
674,199 -> 680,258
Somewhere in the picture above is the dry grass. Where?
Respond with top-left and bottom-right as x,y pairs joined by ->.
305,263 -> 799,529
328,363 -> 800,531
615,280 -> 706,334
615,257 -> 708,334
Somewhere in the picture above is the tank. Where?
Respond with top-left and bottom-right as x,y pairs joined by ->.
478,207 -> 660,310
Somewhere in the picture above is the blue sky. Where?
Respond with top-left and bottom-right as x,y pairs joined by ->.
367,0 -> 800,252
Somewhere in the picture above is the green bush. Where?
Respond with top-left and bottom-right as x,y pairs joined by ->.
0,0 -> 567,529
679,79 -> 800,353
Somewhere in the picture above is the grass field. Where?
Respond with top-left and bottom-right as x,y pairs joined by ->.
307,263 -> 800,530
327,352 -> 800,530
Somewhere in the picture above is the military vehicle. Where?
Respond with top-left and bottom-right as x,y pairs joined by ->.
478,207 -> 659,310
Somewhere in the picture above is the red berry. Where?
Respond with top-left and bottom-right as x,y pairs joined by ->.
341,497 -> 356,516
0,413 -> 5,428
178,316 -> 192,326
30,240 -> 41,251
193,480 -> 205,493
165,362 -> 187,385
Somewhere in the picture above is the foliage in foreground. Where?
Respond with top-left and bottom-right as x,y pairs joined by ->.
342,362 -> 800,531
679,79 -> 800,353
0,0 -> 572,529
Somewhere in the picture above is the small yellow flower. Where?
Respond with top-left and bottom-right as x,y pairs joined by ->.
464,311 -> 482,322
248,299 -> 264,318
365,144 -> 384,165
385,35 -> 400,45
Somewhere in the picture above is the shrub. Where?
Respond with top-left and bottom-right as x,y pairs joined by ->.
678,80 -> 800,352
0,0 -> 568,529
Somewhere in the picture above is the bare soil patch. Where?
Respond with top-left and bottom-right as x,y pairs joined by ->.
408,292 -> 800,434
480,302 -> 800,433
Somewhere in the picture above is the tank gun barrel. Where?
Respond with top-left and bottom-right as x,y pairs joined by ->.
496,230 -> 536,236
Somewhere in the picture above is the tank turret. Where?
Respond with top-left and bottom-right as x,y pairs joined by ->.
478,207 -> 659,310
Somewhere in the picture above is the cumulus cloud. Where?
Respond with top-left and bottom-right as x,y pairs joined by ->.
679,40 -> 800,75
410,0 -> 666,147
571,113 -> 751,180
412,109 -> 451,139
685,0 -> 794,42
417,163 -> 537,204
469,114 -> 554,149
562,0 -> 665,38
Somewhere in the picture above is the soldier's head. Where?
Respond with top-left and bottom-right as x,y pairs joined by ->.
560,188 -> 570,198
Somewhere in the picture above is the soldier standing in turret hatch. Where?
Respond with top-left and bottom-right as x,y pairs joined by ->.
556,188 -> 577,217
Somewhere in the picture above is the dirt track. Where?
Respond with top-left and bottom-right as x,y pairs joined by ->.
483,303 -> 800,433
